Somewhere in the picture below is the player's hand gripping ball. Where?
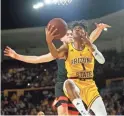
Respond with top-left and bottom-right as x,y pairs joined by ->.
47,18 -> 68,39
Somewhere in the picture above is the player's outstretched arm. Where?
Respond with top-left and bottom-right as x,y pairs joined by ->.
89,23 -> 111,43
4,46 -> 55,64
46,24 -> 68,59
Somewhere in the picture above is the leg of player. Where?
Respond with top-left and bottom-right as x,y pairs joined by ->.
52,96 -> 69,115
68,100 -> 80,116
64,79 -> 89,116
53,96 -> 80,116
90,97 -> 107,116
57,104 -> 68,116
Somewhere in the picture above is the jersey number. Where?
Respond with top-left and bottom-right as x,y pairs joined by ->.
81,63 -> 86,71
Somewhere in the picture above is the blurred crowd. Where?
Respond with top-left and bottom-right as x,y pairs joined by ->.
1,50 -> 124,115
1,89 -> 124,115
102,90 -> 124,115
1,61 -> 57,90
1,90 -> 56,115
95,50 -> 124,77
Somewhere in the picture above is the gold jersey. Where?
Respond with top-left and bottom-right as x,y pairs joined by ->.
65,43 -> 95,79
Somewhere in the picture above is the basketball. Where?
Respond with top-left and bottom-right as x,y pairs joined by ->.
47,18 -> 68,39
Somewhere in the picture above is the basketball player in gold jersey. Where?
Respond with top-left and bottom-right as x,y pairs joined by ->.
46,22 -> 110,116
4,23 -> 110,116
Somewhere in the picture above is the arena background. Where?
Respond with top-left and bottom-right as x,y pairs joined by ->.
1,0 -> 124,115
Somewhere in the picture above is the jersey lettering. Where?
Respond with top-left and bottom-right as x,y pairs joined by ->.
76,71 -> 93,78
71,57 -> 92,64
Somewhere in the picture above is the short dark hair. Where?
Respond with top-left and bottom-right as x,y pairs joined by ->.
69,20 -> 88,32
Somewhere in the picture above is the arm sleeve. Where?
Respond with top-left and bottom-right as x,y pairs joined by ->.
92,44 -> 105,64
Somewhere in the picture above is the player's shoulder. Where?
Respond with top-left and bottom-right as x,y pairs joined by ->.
86,44 -> 97,50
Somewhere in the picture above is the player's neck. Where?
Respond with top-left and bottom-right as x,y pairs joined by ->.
73,41 -> 84,50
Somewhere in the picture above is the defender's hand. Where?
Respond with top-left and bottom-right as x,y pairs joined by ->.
4,46 -> 17,59
45,24 -> 60,43
95,23 -> 111,29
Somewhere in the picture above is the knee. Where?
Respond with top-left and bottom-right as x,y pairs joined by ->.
64,79 -> 74,90
57,105 -> 68,116
64,79 -> 80,94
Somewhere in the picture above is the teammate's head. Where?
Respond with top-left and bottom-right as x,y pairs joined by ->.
71,21 -> 87,40
37,111 -> 45,116
66,29 -> 73,39
60,29 -> 73,43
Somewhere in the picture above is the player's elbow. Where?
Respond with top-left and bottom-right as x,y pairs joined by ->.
100,59 -> 105,64
99,57 -> 105,64
50,52 -> 59,59
95,54 -> 105,64
53,53 -> 63,59
52,54 -> 59,59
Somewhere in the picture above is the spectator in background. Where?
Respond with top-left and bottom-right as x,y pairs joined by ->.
4,97 -> 9,106
11,93 -> 17,102
30,108 -> 37,115
37,111 -> 45,116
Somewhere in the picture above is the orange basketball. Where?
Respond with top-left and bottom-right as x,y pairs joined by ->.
47,18 -> 68,39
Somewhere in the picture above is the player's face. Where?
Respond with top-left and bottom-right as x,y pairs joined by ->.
66,30 -> 73,39
73,26 -> 86,39
60,30 -> 73,43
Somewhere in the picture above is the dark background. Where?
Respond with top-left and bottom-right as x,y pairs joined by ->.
2,0 -> 124,30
